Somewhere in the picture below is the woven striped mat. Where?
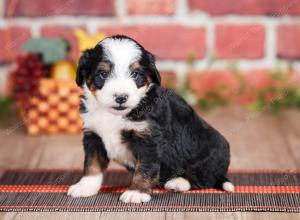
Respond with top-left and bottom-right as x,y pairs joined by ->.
0,169 -> 299,212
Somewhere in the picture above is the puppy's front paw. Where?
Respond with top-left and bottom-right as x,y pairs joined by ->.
67,174 -> 103,198
120,190 -> 151,203
164,177 -> 191,192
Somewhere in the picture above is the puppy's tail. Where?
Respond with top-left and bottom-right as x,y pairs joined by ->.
216,176 -> 235,192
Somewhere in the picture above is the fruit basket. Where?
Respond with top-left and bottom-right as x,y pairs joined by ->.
10,39 -> 83,135
21,79 -> 82,135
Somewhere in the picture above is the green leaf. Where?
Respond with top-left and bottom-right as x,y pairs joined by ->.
22,38 -> 69,64
0,96 -> 14,118
198,99 -> 209,110
269,100 -> 281,114
186,51 -> 197,68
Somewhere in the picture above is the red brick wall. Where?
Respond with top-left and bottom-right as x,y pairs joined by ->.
1,0 -> 300,67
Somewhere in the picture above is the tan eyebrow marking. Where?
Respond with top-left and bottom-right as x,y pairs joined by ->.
130,62 -> 141,71
98,61 -> 111,72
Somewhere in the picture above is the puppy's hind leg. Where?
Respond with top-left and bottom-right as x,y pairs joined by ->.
164,177 -> 191,192
217,176 -> 234,192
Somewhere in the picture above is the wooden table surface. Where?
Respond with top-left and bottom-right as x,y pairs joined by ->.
0,106 -> 299,219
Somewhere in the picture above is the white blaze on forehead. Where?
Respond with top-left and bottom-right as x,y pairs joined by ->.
100,38 -> 142,77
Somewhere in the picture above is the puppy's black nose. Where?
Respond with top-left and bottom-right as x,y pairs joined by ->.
114,94 -> 128,104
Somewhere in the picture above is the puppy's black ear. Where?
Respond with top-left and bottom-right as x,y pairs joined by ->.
146,51 -> 161,85
76,49 -> 92,87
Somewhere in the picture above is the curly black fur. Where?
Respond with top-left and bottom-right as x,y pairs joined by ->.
123,84 -> 231,189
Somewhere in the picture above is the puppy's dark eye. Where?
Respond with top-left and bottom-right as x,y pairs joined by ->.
99,72 -> 109,80
131,71 -> 139,79
94,72 -> 109,87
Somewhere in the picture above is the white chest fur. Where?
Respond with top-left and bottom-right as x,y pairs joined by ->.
81,101 -> 147,169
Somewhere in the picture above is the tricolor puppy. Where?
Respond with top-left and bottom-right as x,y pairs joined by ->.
68,35 -> 234,203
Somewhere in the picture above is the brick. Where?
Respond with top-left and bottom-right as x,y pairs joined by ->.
41,26 -> 81,61
100,25 -> 206,60
0,27 -> 31,63
188,0 -> 300,16
215,24 -> 265,59
277,24 -> 300,59
126,0 -> 176,15
4,0 -> 114,17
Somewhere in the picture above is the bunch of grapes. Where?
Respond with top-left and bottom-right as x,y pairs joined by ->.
12,53 -> 49,111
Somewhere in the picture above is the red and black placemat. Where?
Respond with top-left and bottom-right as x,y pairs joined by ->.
0,169 -> 299,212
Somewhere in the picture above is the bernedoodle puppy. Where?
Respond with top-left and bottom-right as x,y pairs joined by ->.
67,35 -> 234,203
